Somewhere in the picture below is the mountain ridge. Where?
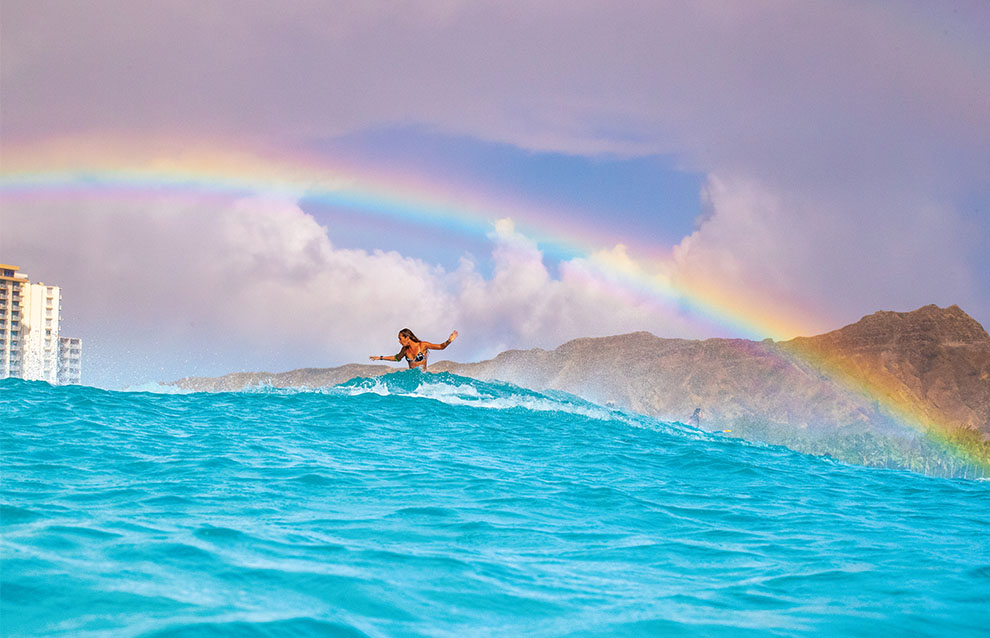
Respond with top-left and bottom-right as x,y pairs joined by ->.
167,305 -> 990,474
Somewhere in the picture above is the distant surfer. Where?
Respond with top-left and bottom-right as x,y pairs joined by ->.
370,328 -> 458,371
688,408 -> 703,428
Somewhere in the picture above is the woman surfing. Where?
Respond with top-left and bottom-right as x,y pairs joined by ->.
370,328 -> 458,371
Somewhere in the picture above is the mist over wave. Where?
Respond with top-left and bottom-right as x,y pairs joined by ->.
2,373 -> 988,637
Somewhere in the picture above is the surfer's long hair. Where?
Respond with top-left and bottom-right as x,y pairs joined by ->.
398,328 -> 421,343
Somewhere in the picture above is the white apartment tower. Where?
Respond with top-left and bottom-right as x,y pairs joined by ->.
1,264 -> 82,385
1,265 -> 29,378
58,337 -> 83,385
23,281 -> 62,384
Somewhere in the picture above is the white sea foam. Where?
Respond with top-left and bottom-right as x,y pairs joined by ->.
123,382 -> 196,394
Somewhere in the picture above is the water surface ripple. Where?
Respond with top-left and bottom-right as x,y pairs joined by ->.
2,374 -> 988,637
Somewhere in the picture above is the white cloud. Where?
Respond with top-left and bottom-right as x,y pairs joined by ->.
670,175 -> 982,332
2,199 -> 712,386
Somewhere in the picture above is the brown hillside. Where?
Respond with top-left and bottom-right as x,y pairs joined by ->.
783,305 -> 990,435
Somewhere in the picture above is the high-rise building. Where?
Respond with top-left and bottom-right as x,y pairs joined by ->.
1,265 -> 29,378
58,337 -> 83,385
21,281 -> 62,384
1,264 -> 81,385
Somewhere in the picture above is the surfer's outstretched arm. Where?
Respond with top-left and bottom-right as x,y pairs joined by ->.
424,330 -> 458,350
370,348 -> 405,362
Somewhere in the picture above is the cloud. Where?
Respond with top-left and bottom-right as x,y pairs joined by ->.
6,2 -> 988,159
1,198 -> 709,386
1,196 -> 442,383
670,175 -> 982,333
5,2 -> 987,164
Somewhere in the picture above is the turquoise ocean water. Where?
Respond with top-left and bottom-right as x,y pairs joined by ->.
2,372 -> 989,637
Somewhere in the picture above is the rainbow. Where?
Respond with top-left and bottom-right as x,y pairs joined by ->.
2,139 -> 816,337
2,138 -> 986,474
786,336 -> 989,475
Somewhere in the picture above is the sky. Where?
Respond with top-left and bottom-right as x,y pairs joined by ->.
1,0 -> 988,389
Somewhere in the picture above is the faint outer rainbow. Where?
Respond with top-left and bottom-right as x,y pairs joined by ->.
2,141 -> 985,473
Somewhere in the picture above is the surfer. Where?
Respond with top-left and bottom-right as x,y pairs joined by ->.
370,328 -> 458,371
